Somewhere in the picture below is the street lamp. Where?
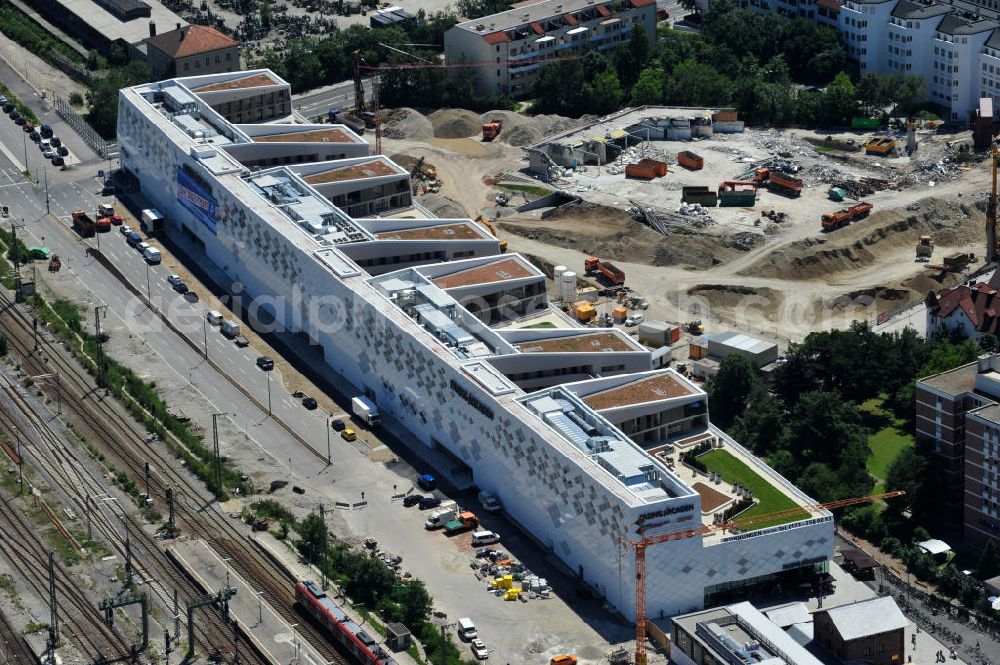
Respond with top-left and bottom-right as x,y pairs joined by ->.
253,590 -> 264,626
145,262 -> 151,302
325,414 -> 333,466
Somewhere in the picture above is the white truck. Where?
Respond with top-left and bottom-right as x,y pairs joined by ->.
477,490 -> 501,513
352,396 -> 380,426
141,208 -> 165,234
424,501 -> 458,530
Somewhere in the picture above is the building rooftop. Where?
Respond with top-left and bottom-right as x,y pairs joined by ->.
918,361 -> 977,396
251,127 -> 359,143
580,372 -> 698,410
192,72 -> 280,92
146,24 -> 238,58
303,158 -> 403,185
57,0 -> 186,45
432,256 -> 537,289
711,331 -> 777,356
513,331 -> 637,354
375,222 -> 489,241
936,13 -> 999,34
969,402 -> 1000,424
452,0 -> 651,35
820,597 -> 909,641
891,0 -> 952,20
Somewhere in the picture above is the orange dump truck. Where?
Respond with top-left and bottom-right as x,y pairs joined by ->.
584,257 -> 626,285
821,202 -> 873,230
677,151 -> 704,170
482,118 -> 503,141
757,169 -> 803,196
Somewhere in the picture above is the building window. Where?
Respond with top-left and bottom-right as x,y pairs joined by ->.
184,62 -> 189,70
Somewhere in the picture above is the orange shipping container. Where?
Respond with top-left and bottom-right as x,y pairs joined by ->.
689,344 -> 707,360
669,326 -> 681,343
712,109 -> 738,122
574,301 -> 596,321
612,306 -> 628,321
625,158 -> 668,180
677,151 -> 704,170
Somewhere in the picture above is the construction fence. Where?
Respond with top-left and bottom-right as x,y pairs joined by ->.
53,95 -> 116,159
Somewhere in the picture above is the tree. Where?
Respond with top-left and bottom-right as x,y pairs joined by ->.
787,391 -> 868,466
585,71 -> 624,116
730,390 -> 788,456
857,73 -> 892,117
397,580 -> 433,627
630,67 -> 665,105
615,29 -> 651,88
978,540 -> 1000,581
260,0 -> 273,31
297,512 -> 328,563
706,354 -> 761,430
85,61 -> 149,138
665,60 -> 732,106
884,448 -> 928,515
821,72 -> 857,126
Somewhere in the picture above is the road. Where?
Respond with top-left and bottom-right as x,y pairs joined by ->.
293,78 -> 373,120
0,63 -> 628,663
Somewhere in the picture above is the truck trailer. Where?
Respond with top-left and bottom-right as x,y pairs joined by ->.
141,209 -> 165,235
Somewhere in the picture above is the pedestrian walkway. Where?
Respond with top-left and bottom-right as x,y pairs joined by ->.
167,538 -> 329,665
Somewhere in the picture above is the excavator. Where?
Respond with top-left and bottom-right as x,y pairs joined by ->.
474,215 -> 508,252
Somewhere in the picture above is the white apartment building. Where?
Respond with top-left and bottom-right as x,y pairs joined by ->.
735,0 -> 1000,119
118,69 -> 835,622
444,0 -> 657,98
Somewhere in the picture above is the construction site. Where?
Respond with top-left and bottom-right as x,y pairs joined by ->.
376,104 -> 991,347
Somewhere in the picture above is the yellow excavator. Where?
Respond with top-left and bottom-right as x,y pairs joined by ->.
475,215 -> 508,253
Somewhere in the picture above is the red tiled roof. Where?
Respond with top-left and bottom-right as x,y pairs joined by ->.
531,21 -> 545,33
595,3 -> 611,15
630,0 -> 655,7
483,31 -> 511,44
562,12 -> 578,24
817,0 -> 841,10
929,282 -> 1000,334
147,24 -> 238,59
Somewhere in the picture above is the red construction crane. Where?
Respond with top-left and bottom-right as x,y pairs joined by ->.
625,490 -> 906,665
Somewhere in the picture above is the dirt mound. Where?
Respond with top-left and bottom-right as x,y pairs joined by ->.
500,202 -> 742,270
738,199 -> 984,281
428,109 -> 482,139
418,193 -> 469,218
381,108 -> 432,140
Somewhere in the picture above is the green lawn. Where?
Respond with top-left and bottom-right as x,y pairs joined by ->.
859,397 -> 914,482
522,321 -> 556,329
699,449 -> 810,529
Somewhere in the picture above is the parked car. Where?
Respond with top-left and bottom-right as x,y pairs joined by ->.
341,428 -> 356,441
14,116 -> 27,126
167,274 -> 183,287
470,640 -> 489,660
330,418 -> 345,431
417,474 -> 437,491
56,146 -> 68,156
3,103 -> 15,113
402,494 -> 424,507
550,657 -> 577,665
39,124 -> 52,138
42,150 -> 54,159
28,131 -> 39,142
0,96 -> 7,105
50,156 -> 64,167
625,314 -> 644,327
172,280 -> 188,294
38,140 -> 50,152
101,182 -> 115,196
120,225 -> 133,236
23,122 -> 34,132
256,356 -> 274,371
127,232 -> 142,247
418,496 -> 442,509
302,396 -> 318,410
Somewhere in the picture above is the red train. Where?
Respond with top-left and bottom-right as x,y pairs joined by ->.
294,580 -> 399,665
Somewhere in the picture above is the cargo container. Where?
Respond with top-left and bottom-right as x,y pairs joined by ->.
681,186 -> 717,207
676,151 -> 704,170
141,208 -> 165,234
625,158 -> 668,180
712,109 -> 738,123
612,306 -> 628,323
865,136 -> 896,155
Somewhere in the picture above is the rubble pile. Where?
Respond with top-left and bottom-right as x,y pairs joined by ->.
832,177 -> 893,198
724,231 -> 767,250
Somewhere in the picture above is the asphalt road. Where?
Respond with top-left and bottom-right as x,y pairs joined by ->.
292,78 -> 373,120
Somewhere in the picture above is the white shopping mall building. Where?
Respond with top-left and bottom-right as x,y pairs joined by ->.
117,69 -> 834,621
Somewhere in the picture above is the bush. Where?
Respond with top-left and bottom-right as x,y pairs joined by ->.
69,92 -> 84,106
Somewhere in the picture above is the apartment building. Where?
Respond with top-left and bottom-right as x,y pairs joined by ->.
729,0 -> 1000,119
916,354 -> 1000,548
118,69 -> 836,621
444,0 -> 657,98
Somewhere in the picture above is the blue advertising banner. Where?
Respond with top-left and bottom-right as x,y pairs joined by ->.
176,167 -> 217,234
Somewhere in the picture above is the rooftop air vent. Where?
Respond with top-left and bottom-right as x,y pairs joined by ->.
476,23 -> 485,30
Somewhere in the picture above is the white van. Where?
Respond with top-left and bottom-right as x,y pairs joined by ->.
143,247 -> 161,264
457,617 -> 477,641
220,320 -> 240,338
206,310 -> 223,326
471,530 -> 500,547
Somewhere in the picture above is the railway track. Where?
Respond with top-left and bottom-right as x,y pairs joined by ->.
0,606 -> 39,665
0,284 -> 346,664
0,485 -> 130,662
